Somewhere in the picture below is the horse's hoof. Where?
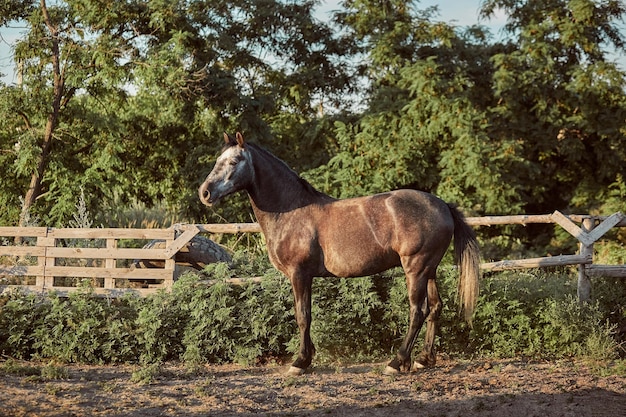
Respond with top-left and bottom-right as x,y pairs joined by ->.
383,365 -> 399,376
412,361 -> 426,371
286,366 -> 305,376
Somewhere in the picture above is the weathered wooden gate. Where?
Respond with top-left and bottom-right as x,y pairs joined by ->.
0,225 -> 201,296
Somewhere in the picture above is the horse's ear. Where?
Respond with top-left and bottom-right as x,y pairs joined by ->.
223,132 -> 232,144
235,132 -> 245,148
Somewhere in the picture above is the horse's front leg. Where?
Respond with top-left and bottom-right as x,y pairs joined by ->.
287,273 -> 315,376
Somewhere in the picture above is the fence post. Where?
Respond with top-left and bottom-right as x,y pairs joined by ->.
104,238 -> 116,289
577,218 -> 595,302
164,236 -> 176,290
37,233 -> 56,290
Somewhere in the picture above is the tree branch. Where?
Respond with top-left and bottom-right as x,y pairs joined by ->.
16,110 -> 33,131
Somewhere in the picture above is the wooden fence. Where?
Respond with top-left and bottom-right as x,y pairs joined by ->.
0,227 -> 179,296
0,211 -> 624,300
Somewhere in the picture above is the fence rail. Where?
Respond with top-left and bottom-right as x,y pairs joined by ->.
0,211 -> 624,299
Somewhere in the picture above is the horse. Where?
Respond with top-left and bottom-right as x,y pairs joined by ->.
199,132 -> 480,376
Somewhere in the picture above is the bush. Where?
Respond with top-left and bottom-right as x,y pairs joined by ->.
0,253 -> 622,365
32,284 -> 139,364
0,291 -> 48,359
466,269 -> 619,360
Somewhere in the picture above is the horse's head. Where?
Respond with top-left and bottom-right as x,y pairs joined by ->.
199,132 -> 254,207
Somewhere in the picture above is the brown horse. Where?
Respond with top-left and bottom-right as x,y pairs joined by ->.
199,132 -> 480,376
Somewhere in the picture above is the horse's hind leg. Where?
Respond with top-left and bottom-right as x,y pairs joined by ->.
384,257 -> 431,375
414,278 -> 442,369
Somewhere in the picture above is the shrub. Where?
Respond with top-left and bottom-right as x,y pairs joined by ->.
32,284 -> 138,364
0,291 -> 48,359
464,269 -> 618,360
0,253 -> 622,365
180,273 -> 294,366
308,277 -> 386,361
540,296 -> 618,360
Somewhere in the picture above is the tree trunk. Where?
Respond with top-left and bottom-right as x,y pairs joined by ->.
18,0 -> 64,227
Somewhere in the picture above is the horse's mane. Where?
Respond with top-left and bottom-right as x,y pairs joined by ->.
246,143 -> 333,201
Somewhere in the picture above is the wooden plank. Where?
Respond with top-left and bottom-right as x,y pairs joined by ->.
37,236 -> 55,246
36,243 -> 46,288
0,246 -> 46,257
44,266 -> 172,279
198,277 -> 265,286
465,214 -> 554,226
551,211 -> 595,246
585,265 -> 626,278
481,253 -> 592,272
586,212 -> 624,243
0,265 -> 45,275
163,235 -> 176,288
193,214 -> 625,231
44,243 -> 55,288
0,227 -> 48,237
104,239 -> 116,289
577,218 -> 595,302
163,227 -> 199,259
195,223 -> 263,233
47,228 -> 175,240
46,247 -> 168,260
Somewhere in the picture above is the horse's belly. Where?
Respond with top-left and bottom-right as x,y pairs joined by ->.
325,258 -> 401,278
322,239 -> 401,277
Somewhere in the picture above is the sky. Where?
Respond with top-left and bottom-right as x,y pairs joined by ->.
0,0 -> 624,85
317,0 -> 507,29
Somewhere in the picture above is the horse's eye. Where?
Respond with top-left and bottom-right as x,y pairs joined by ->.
229,159 -> 238,166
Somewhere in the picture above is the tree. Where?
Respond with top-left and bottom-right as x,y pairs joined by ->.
309,1 -> 451,198
311,0 -> 626,218
0,0 -> 353,226
481,0 -> 626,213
309,1 -> 528,214
0,0 -> 139,226
2,0 -> 624,231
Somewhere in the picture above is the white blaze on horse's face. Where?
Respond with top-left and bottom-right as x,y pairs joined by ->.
199,142 -> 252,206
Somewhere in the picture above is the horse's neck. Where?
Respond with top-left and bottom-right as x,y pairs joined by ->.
246,148 -> 331,219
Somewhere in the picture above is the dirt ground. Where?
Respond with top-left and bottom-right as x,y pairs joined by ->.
1,358 -> 625,417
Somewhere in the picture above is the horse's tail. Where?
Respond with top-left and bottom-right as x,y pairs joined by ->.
448,204 -> 481,326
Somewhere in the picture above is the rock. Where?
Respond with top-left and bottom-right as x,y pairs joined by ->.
133,234 -> 232,270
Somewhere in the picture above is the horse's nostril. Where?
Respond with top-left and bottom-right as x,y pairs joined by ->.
199,184 -> 211,204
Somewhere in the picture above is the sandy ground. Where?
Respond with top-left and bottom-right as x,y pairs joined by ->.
1,358 -> 625,416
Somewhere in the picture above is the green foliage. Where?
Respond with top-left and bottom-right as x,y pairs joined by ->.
31,285 -> 139,364
179,274 -> 294,366
467,270 -> 619,360
2,251 -> 621,366
482,0 -> 626,214
0,291 -> 48,359
129,256 -> 296,366
1,0 -> 625,260
309,277 -> 385,360
0,0 -> 351,226
0,358 -> 69,381
2,0 -> 625,370
134,282 -> 192,364
130,362 -> 163,385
